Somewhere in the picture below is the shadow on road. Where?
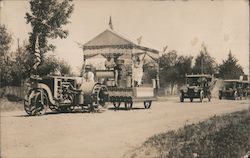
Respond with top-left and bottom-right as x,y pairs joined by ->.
108,107 -> 147,111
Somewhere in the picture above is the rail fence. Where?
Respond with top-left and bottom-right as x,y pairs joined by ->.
0,86 -> 26,99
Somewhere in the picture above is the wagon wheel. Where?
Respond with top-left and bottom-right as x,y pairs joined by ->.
125,102 -> 133,110
144,101 -> 152,109
180,93 -> 184,102
113,102 -> 121,108
34,92 -> 48,115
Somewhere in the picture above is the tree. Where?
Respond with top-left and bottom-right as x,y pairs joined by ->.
58,60 -> 72,76
0,25 -> 13,87
25,0 -> 74,72
159,50 -> 193,94
10,41 -> 30,86
176,55 -> 193,84
37,55 -> 72,76
218,51 -> 244,79
192,44 -> 218,74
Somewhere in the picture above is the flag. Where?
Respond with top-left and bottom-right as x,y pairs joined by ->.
137,36 -> 142,45
163,45 -> 168,53
33,36 -> 41,70
109,16 -> 113,30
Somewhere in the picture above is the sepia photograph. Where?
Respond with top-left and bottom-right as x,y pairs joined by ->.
0,0 -> 249,158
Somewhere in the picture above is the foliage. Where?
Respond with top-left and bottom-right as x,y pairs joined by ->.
10,42 -> 31,86
133,110 -> 250,158
0,25 -> 13,87
59,60 -> 72,76
159,50 -> 193,94
0,25 -> 12,57
218,51 -> 244,79
143,61 -> 158,84
37,55 -> 72,76
25,0 -> 74,71
192,44 -> 218,74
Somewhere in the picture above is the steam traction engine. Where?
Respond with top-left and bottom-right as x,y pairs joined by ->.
24,75 -> 109,116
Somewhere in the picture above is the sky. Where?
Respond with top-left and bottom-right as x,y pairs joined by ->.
0,0 -> 249,75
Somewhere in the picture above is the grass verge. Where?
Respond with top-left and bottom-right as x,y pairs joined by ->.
0,98 -> 24,112
127,110 -> 250,158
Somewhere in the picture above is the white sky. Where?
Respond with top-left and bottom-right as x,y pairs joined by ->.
1,0 -> 249,74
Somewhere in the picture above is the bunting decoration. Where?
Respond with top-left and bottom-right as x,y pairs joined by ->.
33,35 -> 41,70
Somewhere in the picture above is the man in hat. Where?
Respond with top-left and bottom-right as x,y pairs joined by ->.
82,65 -> 94,83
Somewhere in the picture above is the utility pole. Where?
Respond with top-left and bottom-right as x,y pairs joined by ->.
201,56 -> 203,74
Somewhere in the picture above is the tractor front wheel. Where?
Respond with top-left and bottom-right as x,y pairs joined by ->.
34,92 -> 48,115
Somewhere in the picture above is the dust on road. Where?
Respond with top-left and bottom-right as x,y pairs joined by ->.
1,97 -> 249,158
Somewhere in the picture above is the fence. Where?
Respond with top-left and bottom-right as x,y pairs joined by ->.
0,86 -> 26,99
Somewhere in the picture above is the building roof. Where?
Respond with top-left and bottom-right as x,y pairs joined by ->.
83,29 -> 134,47
82,29 -> 159,54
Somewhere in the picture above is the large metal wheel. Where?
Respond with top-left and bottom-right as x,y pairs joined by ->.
113,102 -> 121,108
125,102 -> 133,110
24,98 -> 33,115
92,84 -> 109,108
144,101 -> 152,109
33,92 -> 48,115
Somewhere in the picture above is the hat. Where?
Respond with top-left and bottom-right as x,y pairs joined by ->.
85,65 -> 91,69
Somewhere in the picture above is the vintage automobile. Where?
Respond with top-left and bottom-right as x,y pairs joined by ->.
24,75 -> 109,116
218,80 -> 243,100
179,74 -> 214,102
242,80 -> 250,97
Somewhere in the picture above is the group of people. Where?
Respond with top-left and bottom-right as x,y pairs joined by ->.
81,54 -> 145,87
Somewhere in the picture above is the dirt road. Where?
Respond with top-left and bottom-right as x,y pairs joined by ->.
1,97 -> 249,158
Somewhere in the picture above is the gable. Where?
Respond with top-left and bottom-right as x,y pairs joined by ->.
83,29 -> 135,46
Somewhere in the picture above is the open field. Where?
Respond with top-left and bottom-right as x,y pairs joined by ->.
0,97 -> 249,158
